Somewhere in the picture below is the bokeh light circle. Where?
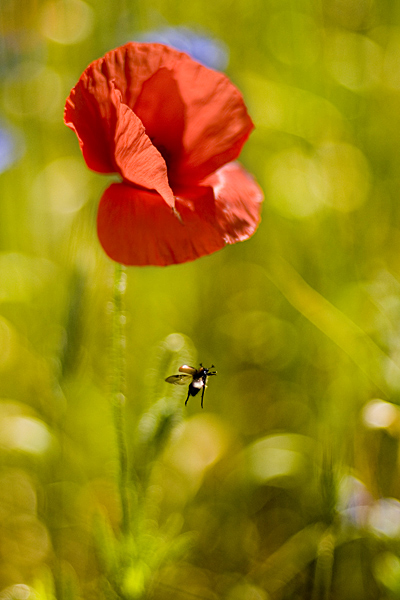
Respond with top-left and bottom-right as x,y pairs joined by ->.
40,0 -> 94,45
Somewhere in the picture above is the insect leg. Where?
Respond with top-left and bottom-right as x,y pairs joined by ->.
201,385 -> 205,409
185,387 -> 191,406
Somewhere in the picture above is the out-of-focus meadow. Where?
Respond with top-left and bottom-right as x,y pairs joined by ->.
2,0 -> 400,598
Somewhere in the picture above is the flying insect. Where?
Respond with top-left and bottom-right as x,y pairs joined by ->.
165,364 -> 217,408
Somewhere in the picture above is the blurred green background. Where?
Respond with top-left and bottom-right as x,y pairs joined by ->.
2,0 -> 400,598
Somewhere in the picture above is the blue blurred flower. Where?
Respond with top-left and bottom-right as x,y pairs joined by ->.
337,476 -> 400,539
0,122 -> 24,173
139,26 -> 229,71
337,476 -> 373,528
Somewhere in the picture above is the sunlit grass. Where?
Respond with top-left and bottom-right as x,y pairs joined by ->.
1,0 -> 400,598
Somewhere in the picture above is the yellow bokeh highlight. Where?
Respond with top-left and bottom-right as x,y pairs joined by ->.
324,29 -> 382,91
39,0 -> 94,44
265,148 -> 327,218
164,414 -> 231,495
265,142 -> 370,218
31,157 -> 91,215
0,415 -> 53,455
362,399 -> 400,436
317,142 -> 371,211
3,64 -> 62,121
241,73 -> 348,143
245,434 -> 314,487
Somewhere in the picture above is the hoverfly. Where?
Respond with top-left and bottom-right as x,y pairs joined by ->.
165,364 -> 217,408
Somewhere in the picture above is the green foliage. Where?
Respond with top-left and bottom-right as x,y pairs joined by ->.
2,0 -> 400,598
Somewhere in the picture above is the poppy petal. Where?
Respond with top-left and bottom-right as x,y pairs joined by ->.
111,85 -> 175,208
204,161 -> 263,243
64,44 -> 184,176
64,78 -> 115,174
65,74 -> 175,208
97,161 -> 263,266
127,43 -> 254,183
65,43 -> 253,184
97,183 -> 225,266
170,61 -> 254,184
65,42 -> 264,267
133,67 -> 185,172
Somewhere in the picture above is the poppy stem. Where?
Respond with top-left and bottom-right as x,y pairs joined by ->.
111,262 -> 130,535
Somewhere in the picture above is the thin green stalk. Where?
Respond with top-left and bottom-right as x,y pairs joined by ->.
112,262 -> 130,535
311,530 -> 335,600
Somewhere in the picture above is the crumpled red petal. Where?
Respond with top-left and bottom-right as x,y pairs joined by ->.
97,161 -> 263,266
111,85 -> 175,208
203,161 -> 264,244
132,67 -> 185,177
64,43 -> 253,186
167,60 -> 254,184
64,76 -> 115,174
65,76 -> 175,208
97,183 -> 224,266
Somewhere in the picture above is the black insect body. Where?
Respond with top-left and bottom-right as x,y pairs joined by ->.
165,364 -> 217,408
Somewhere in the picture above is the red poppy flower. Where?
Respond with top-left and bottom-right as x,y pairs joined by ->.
64,42 -> 263,266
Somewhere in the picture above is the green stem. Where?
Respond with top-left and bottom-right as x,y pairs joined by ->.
112,262 -> 130,535
311,530 -> 334,600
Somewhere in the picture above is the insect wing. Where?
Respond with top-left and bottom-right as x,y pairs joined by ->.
165,373 -> 192,385
179,365 -> 197,375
